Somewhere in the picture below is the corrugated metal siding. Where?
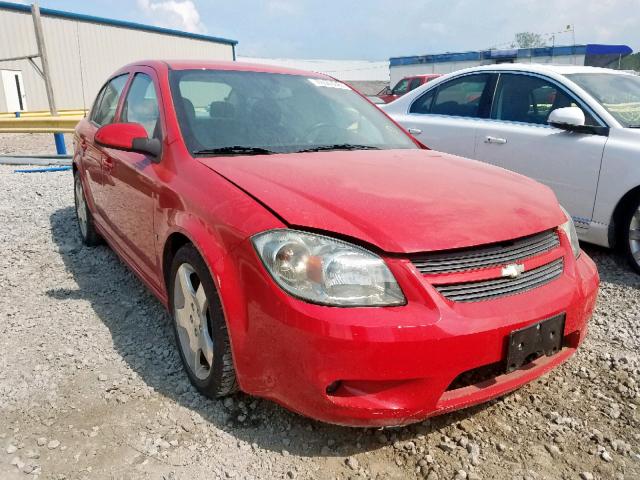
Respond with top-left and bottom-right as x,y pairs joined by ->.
0,8 -> 233,112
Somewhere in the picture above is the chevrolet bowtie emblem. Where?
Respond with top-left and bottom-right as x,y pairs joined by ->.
502,263 -> 525,278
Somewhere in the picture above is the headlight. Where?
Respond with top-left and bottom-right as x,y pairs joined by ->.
252,229 -> 406,307
559,206 -> 580,258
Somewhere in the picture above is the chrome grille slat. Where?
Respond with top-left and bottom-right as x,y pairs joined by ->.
437,260 -> 562,293
411,230 -> 559,274
435,259 -> 563,302
412,239 -> 558,272
412,233 -> 556,266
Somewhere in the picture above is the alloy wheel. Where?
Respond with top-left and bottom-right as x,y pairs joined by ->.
74,176 -> 88,239
173,263 -> 215,380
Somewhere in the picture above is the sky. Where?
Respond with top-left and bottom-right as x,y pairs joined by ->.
23,0 -> 640,60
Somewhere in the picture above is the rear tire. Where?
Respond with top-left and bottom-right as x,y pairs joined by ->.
74,173 -> 101,246
168,244 -> 238,398
621,195 -> 640,274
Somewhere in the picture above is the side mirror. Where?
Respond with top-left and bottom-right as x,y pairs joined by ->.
548,107 -> 585,130
95,122 -> 162,158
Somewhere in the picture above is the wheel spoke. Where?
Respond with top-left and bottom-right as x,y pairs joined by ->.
194,284 -> 208,316
174,304 -> 191,330
193,347 -> 202,374
199,323 -> 214,366
629,229 -> 640,241
176,264 -> 196,308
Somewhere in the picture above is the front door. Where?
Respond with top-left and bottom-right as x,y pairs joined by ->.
473,73 -> 607,225
100,69 -> 162,283
1,70 -> 27,112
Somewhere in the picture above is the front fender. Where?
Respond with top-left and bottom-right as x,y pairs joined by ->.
157,180 -> 285,391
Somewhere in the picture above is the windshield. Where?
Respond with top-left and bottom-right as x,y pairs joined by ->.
566,72 -> 640,127
169,70 -> 418,155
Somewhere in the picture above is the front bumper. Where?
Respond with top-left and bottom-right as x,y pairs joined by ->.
227,240 -> 599,427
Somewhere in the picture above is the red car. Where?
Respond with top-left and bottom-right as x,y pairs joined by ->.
378,74 -> 441,103
73,60 -> 599,427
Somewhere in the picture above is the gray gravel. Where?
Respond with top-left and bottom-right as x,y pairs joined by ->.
0,134 -> 73,156
0,164 -> 639,480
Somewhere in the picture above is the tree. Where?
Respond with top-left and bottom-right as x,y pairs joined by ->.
511,32 -> 546,49
620,52 -> 640,72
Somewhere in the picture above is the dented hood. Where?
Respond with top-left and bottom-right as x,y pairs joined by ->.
199,149 -> 564,253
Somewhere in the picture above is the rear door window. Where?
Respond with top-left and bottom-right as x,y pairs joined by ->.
429,74 -> 491,118
409,88 -> 436,114
91,74 -> 128,126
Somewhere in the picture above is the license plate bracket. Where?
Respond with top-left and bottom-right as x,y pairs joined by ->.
506,314 -> 565,373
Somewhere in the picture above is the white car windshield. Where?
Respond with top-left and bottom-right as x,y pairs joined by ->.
169,70 -> 418,155
566,72 -> 640,128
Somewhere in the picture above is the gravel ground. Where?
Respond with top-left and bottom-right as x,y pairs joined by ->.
0,134 -> 73,156
0,165 -> 639,480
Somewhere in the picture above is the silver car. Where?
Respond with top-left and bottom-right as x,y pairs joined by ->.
383,64 -> 640,272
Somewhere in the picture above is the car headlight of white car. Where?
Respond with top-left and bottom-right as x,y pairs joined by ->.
559,206 -> 581,258
252,229 -> 406,306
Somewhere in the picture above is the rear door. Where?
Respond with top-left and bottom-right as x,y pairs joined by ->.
99,68 -> 163,284
473,72 -> 607,224
79,74 -> 128,220
397,73 -> 495,158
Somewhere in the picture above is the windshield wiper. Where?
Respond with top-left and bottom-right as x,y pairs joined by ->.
192,146 -> 275,156
295,144 -> 381,153
627,125 -> 640,128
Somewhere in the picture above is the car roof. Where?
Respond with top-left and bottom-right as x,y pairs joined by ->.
120,60 -> 330,79
454,63 -> 633,76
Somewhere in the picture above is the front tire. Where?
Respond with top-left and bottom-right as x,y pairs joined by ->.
622,196 -> 640,274
74,173 -> 101,246
169,244 -> 238,397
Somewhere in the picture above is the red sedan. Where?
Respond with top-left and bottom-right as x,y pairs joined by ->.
73,60 -> 599,427
377,74 -> 441,103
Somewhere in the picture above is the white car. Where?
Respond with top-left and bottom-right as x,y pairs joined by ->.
383,64 -> 640,272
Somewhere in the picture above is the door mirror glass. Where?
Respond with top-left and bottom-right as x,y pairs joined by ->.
548,106 -> 586,129
95,122 -> 162,157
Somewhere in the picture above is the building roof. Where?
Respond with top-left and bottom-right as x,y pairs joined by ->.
390,44 -> 632,67
0,1 -> 238,46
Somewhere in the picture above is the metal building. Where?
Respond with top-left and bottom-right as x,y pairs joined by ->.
389,44 -> 632,85
0,1 -> 237,113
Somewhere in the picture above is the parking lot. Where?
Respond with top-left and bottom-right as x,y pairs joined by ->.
0,157 -> 639,480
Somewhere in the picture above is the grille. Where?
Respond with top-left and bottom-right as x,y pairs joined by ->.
411,230 -> 559,274
434,258 -> 564,302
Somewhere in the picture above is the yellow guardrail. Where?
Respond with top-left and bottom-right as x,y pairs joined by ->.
0,114 -> 83,133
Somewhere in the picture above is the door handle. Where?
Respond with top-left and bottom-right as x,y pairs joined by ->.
102,155 -> 114,170
485,136 -> 507,145
407,128 -> 422,135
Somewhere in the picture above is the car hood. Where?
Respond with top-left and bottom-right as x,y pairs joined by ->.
199,149 -> 564,253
